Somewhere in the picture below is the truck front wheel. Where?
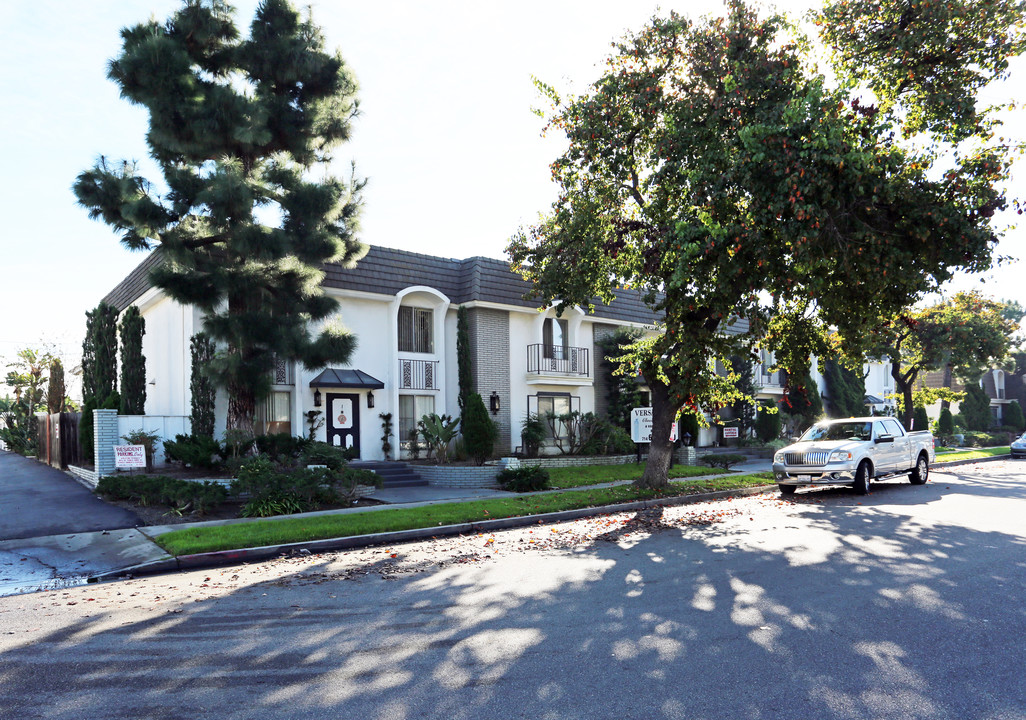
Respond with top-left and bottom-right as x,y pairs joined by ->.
910,453 -> 929,485
853,461 -> 872,495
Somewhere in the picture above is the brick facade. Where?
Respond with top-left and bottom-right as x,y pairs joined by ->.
468,308 -> 511,453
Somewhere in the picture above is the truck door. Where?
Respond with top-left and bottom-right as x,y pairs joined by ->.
877,418 -> 907,472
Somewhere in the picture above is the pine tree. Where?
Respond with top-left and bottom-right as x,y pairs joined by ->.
118,306 -> 146,415
75,0 -> 364,435
456,306 -> 472,412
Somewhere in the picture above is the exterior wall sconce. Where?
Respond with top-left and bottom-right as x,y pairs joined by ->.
313,389 -> 322,407
489,392 -> 500,415
682,431 -> 692,447
367,391 -> 375,408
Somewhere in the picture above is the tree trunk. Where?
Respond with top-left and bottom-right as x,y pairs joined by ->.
226,380 -> 256,437
892,362 -> 916,430
635,380 -> 675,490
940,363 -> 953,410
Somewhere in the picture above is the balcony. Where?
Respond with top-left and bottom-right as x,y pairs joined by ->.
399,359 -> 438,391
527,344 -> 590,378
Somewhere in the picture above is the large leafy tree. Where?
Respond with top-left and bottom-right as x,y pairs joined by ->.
509,1 -> 1016,488
871,292 -> 1017,429
75,0 -> 364,434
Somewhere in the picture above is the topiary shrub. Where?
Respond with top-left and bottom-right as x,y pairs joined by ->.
701,453 -> 748,470
912,406 -> 930,433
938,407 -> 954,435
497,465 -> 551,493
462,393 -> 498,465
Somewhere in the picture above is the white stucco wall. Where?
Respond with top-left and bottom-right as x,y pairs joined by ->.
135,292 -> 196,417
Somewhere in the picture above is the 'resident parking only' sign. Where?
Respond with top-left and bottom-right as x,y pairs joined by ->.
630,407 -> 678,444
114,445 -> 146,468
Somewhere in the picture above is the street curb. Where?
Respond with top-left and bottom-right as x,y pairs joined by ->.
91,484 -> 779,580
933,453 -> 1012,470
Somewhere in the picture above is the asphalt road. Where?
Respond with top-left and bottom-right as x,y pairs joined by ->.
1,459 -> 1024,720
0,451 -> 139,540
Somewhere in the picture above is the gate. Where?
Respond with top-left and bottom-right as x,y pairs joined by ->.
36,412 -> 81,469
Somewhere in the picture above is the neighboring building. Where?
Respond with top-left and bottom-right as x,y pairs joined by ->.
101,246 -> 664,460
919,366 -> 1016,427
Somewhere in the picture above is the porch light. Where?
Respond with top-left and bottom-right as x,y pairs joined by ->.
490,392 -> 501,415
313,389 -> 322,407
367,391 -> 375,408
682,431 -> 692,447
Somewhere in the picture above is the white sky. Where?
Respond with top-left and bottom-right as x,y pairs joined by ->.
1,0 -> 1023,382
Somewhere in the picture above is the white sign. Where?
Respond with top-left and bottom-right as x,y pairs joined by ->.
723,427 -> 739,439
114,445 -> 146,468
630,408 -> 679,444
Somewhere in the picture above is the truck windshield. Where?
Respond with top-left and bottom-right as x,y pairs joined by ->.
800,422 -> 872,442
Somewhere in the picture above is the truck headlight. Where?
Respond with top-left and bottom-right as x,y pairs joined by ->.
773,452 -> 785,464
829,450 -> 852,462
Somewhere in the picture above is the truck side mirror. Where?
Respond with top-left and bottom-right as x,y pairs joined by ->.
875,434 -> 895,444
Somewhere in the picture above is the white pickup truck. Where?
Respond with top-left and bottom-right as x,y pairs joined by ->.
773,416 -> 934,496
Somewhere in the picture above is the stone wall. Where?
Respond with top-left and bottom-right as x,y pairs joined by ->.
418,464 -> 500,488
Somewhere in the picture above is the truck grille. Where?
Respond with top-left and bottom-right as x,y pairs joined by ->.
784,451 -> 829,466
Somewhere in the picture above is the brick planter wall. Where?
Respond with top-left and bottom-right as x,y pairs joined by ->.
520,446 -> 696,468
417,464 -> 500,488
94,409 -> 119,478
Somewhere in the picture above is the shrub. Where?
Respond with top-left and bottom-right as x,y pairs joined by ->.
121,429 -> 161,472
163,434 -> 224,469
96,475 -> 227,515
497,465 -> 551,493
520,414 -> 546,458
1005,401 -> 1025,432
701,453 -> 747,470
938,407 -> 954,435
300,441 -> 350,471
755,404 -> 781,443
231,453 -> 379,517
255,433 -> 310,461
580,418 -> 637,456
462,393 -> 498,465
911,406 -> 930,433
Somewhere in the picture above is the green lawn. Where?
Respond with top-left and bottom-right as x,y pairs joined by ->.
547,463 -> 728,489
154,472 -> 776,556
934,446 -> 1010,463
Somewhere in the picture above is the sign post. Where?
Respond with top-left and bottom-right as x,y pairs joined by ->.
631,408 -> 679,465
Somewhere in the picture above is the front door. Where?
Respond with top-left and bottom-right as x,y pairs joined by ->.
327,393 -> 360,457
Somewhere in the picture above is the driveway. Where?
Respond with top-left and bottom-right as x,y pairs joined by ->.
0,450 -> 139,541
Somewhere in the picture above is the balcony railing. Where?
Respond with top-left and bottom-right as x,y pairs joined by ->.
399,359 -> 439,390
527,344 -> 590,377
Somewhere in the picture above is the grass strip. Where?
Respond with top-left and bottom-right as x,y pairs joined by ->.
934,446 -> 1010,463
155,472 -> 776,556
547,463 -> 728,488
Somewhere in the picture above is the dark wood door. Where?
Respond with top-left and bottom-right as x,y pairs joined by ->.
326,393 -> 360,457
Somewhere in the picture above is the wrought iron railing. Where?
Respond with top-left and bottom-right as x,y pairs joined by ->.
399,359 -> 439,390
527,344 -> 590,377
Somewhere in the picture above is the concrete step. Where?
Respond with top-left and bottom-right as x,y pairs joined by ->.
349,460 -> 428,488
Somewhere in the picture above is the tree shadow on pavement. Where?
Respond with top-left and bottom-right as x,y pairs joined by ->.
1,474 -> 1025,720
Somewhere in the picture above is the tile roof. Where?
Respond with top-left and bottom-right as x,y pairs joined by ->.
101,244 -> 665,325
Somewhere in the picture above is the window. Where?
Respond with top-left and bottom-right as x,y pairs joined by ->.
399,394 -> 435,445
256,391 -> 291,435
882,418 -> 904,436
398,306 -> 433,353
543,318 -> 569,359
537,393 -> 571,439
